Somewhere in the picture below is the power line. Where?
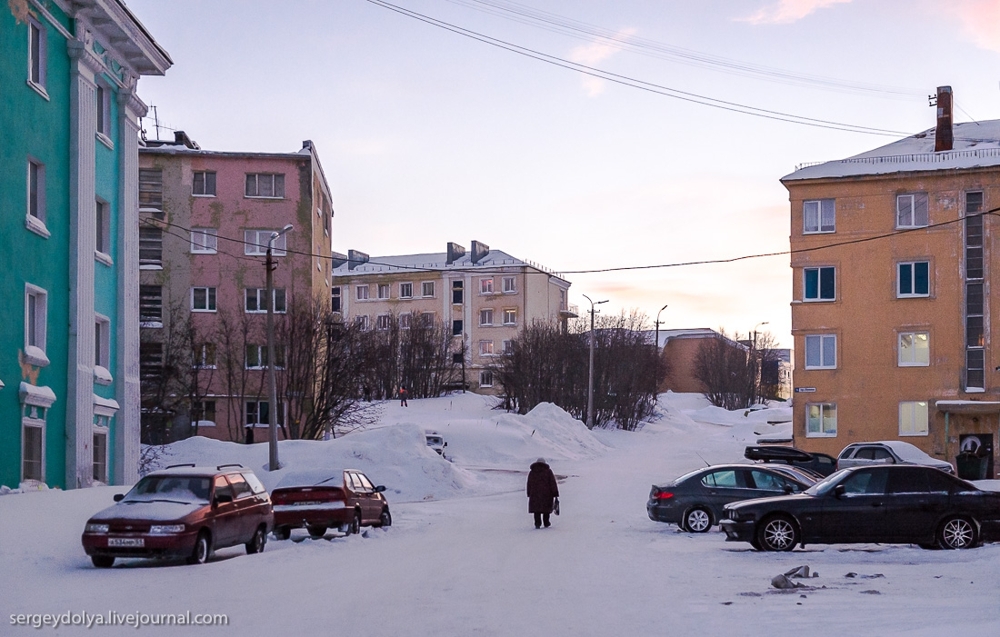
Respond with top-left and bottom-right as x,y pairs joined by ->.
363,0 -> 909,136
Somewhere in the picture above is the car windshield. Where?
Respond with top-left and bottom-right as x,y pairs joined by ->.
803,469 -> 849,496
427,437 -> 443,446
123,475 -> 211,504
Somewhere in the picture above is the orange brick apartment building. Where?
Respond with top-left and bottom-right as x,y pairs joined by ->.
782,87 -> 998,478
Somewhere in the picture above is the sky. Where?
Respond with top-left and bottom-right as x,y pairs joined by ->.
125,0 -> 1000,347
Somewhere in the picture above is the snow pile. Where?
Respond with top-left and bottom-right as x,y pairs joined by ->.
658,392 -> 793,444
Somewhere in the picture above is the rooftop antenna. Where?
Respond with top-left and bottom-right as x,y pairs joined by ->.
150,104 -> 161,141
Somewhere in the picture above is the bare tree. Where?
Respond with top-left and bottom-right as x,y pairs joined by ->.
694,328 -> 777,410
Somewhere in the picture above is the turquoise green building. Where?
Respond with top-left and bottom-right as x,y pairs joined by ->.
0,1 -> 170,489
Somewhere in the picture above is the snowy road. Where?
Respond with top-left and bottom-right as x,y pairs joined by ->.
3,396 -> 999,635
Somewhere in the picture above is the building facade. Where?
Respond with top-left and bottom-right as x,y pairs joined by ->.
783,87 -> 1000,478
138,134 -> 334,443
331,241 -> 574,393
0,1 -> 170,489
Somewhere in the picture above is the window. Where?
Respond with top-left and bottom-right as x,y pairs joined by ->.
191,287 -> 217,312
965,192 -> 985,391
376,314 -> 391,330
244,229 -> 288,256
28,18 -> 46,91
479,340 -> 494,356
503,309 -> 517,326
27,159 -> 46,229
190,228 -> 218,254
193,400 -> 216,425
96,84 -> 111,140
421,312 -> 435,327
480,370 -> 494,387
94,314 -> 110,371
480,308 -> 494,326
899,401 -> 929,436
92,429 -> 108,483
452,352 -> 463,364
356,285 -> 370,301
399,282 -> 413,299
139,342 -> 163,381
24,284 -> 48,365
400,313 -> 412,329
966,349 -> 985,391
140,286 -> 162,325
898,332 -> 929,366
246,345 -> 284,370
246,400 -> 285,426
452,319 -> 463,336
377,284 -> 390,300
194,343 -> 216,368
804,334 -> 836,369
245,288 -> 286,313
702,470 -> 740,488
95,199 -> 110,259
139,226 -> 162,268
803,199 -> 835,233
356,315 -> 370,331
245,173 -> 285,198
804,266 -> 835,301
897,261 -> 929,297
193,171 -> 216,196
480,278 -> 494,294
806,403 -> 837,437
502,339 -> 513,354
331,287 -> 341,312
22,421 -> 44,482
896,193 -> 929,228
422,281 -> 435,298
138,169 -> 163,213
452,280 -> 463,304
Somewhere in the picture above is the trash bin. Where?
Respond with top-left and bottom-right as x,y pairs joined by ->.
957,452 -> 988,480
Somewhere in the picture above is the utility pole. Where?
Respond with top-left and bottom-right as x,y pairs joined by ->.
654,303 -> 668,393
266,224 -> 293,471
582,294 -> 608,429
751,321 -> 769,405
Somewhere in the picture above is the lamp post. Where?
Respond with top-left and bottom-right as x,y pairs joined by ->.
582,294 -> 608,429
654,303 -> 668,394
267,224 -> 293,471
751,321 -> 769,405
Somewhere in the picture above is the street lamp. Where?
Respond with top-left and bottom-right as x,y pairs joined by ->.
751,321 -> 769,405
582,294 -> 608,429
654,303 -> 668,394
267,224 -> 293,471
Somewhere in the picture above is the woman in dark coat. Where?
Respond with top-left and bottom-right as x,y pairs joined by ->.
526,457 -> 559,529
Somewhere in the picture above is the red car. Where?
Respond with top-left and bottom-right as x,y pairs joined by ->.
81,464 -> 272,567
271,469 -> 391,539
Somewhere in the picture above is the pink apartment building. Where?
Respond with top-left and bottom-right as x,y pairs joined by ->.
138,132 -> 334,443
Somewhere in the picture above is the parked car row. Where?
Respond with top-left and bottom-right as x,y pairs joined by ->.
648,440 -> 1000,551
81,464 -> 390,568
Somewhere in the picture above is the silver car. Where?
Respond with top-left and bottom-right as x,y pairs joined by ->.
837,441 -> 954,474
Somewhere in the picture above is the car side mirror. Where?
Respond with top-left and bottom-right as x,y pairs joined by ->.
783,484 -> 793,494
214,494 -> 233,507
834,484 -> 846,498
374,485 -> 386,493
444,442 -> 448,447
113,493 -> 125,502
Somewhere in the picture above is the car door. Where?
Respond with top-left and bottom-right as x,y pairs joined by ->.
226,473 -> 256,542
355,472 -> 380,522
211,475 -> 239,547
343,471 -> 362,523
883,467 -> 941,542
820,468 -> 890,541
699,469 -> 757,520
749,469 -> 801,497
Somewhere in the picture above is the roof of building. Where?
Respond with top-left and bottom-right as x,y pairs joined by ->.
782,120 -> 1000,182
332,248 -> 569,284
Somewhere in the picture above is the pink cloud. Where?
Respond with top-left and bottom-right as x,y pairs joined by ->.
740,0 -> 853,25
948,0 -> 1000,53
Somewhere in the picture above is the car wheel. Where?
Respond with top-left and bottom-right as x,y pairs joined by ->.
91,555 -> 114,568
378,508 -> 392,528
349,511 -> 361,535
307,525 -> 328,539
245,525 -> 267,554
757,515 -> 798,552
938,516 -> 977,549
273,526 -> 291,541
186,531 -> 211,565
683,507 -> 712,533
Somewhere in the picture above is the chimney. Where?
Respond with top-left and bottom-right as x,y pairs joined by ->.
347,249 -> 369,271
330,251 -> 348,269
470,240 -> 490,264
302,140 -> 313,152
446,242 -> 466,265
934,86 -> 953,152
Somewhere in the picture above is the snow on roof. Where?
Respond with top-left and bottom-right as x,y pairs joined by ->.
332,249 -> 568,283
783,120 -> 1000,181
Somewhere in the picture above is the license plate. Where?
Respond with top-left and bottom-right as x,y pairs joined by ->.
108,538 -> 144,548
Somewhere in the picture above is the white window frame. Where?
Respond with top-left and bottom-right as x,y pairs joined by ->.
22,417 -> 45,483
244,229 -> 287,256
502,276 -> 516,294
479,308 -> 494,326
192,171 -> 217,197
804,334 -> 836,370
376,314 -> 391,330
421,312 -> 435,327
479,340 -> 494,356
421,281 -> 435,298
190,228 -> 218,254
246,400 -> 285,427
95,83 -> 112,146
193,399 -> 217,427
399,282 -> 413,299
896,193 -> 929,229
480,278 -> 494,295
244,173 -> 285,199
24,283 -> 49,367
245,288 -> 286,314
95,198 -> 111,264
896,331 -> 930,367
502,308 -> 517,326
92,427 -> 109,483
245,344 -> 284,370
26,158 -> 49,237
806,403 -> 837,438
94,314 -> 112,384
479,370 -> 494,388
27,17 -> 47,95
803,199 -> 835,234
502,339 -> 514,354
803,266 -> 835,301
356,315 -> 370,331
356,284 -> 370,301
897,261 -> 930,298
399,313 -> 412,330
899,401 -> 929,436
377,284 -> 390,300
191,287 -> 217,313
194,343 -> 216,369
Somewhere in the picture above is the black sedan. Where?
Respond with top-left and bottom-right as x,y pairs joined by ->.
721,464 -> 1000,551
647,464 -> 816,533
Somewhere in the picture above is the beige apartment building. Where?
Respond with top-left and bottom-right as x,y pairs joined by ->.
782,87 -> 999,479
331,241 -> 575,392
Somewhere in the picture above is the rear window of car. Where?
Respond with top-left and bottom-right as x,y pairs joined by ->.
228,473 -> 254,499
242,472 -> 266,495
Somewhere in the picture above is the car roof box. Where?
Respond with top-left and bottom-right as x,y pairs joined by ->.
744,445 -> 813,462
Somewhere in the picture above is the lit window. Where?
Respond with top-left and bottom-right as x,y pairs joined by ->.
897,193 -> 929,228
803,199 -> 835,234
806,403 -> 837,437
899,401 -> 929,436
804,334 -> 836,369
503,309 -> 516,325
479,340 -> 494,356
804,267 -> 835,301
898,332 -> 929,367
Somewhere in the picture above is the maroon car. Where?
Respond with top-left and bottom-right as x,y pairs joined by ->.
81,464 -> 272,567
271,469 -> 391,539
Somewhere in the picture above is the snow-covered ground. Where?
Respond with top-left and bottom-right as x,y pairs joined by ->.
2,392 -> 998,635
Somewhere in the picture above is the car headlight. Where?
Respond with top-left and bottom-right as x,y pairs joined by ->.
85,523 -> 109,533
728,510 -> 755,523
149,524 -> 186,535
